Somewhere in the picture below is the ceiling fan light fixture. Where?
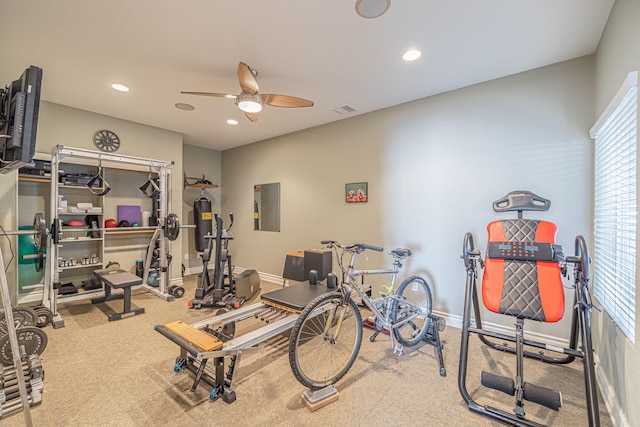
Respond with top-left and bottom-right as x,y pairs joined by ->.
355,0 -> 390,19
237,99 -> 263,113
236,93 -> 264,113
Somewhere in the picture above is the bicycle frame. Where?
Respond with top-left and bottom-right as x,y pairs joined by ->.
339,250 -> 426,353
287,241 -> 446,390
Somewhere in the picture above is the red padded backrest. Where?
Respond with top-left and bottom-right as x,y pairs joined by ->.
482,220 -> 564,323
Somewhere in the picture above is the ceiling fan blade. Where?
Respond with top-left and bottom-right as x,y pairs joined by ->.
245,111 -> 260,122
262,94 -> 314,108
238,62 -> 259,95
181,91 -> 236,99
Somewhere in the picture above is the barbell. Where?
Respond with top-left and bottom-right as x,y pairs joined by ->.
1,212 -> 193,272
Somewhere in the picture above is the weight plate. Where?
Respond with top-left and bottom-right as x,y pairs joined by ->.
173,286 -> 185,299
35,250 -> 44,272
0,326 -> 48,366
32,213 -> 47,251
165,213 -> 180,241
33,213 -> 47,272
33,306 -> 54,328
0,307 -> 38,335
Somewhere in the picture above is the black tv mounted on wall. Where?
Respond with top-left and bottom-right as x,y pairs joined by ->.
0,65 -> 43,174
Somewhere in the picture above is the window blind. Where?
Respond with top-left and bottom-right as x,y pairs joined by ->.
591,71 -> 638,343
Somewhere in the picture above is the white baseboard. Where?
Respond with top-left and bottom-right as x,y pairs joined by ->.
184,264 -> 283,285
233,266 -> 282,285
430,311 -> 570,348
594,353 -> 629,427
184,265 -> 202,276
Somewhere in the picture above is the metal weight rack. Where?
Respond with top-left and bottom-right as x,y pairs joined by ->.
45,145 -> 175,328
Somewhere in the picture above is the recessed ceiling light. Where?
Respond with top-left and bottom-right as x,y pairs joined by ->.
111,83 -> 130,92
175,103 -> 195,111
227,119 -> 238,125
355,0 -> 390,19
402,49 -> 421,62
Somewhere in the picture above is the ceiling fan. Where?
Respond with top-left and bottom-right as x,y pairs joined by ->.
181,62 -> 314,122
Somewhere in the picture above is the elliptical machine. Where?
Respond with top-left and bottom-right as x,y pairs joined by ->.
189,213 -> 244,309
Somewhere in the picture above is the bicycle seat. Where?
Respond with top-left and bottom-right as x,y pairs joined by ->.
390,248 -> 412,258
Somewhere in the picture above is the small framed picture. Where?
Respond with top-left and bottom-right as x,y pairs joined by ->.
345,182 -> 368,203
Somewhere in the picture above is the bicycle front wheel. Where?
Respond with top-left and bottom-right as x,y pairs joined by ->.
391,276 -> 433,347
288,291 -> 363,389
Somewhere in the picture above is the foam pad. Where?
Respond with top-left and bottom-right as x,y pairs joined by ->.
482,219 -> 564,322
523,382 -> 562,411
261,282 -> 330,312
481,371 -> 515,396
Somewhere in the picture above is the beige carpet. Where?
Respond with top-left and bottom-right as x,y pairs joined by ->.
3,275 -> 612,426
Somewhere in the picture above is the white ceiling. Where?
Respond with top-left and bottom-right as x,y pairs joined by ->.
0,0 -> 614,151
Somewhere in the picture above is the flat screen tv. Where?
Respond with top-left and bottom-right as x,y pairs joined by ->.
0,65 -> 43,174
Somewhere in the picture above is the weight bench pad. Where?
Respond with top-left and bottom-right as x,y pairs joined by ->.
482,219 -> 564,322
261,283 -> 330,312
163,321 -> 223,352
94,268 -> 142,288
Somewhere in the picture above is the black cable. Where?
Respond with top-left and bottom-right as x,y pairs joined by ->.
0,224 -> 16,273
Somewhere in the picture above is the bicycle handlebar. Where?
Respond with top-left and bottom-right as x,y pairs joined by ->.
320,240 -> 383,253
353,243 -> 383,252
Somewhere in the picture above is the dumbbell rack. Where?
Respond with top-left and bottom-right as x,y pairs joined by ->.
0,355 -> 44,418
0,245 -> 41,425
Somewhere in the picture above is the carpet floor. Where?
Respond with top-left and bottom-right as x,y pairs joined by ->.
2,275 -> 612,426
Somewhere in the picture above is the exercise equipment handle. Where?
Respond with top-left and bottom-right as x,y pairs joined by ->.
320,240 -> 339,246
493,191 -> 550,213
353,243 -> 383,252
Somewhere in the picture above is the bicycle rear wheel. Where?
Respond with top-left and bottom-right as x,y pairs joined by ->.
288,291 -> 363,389
391,276 -> 433,347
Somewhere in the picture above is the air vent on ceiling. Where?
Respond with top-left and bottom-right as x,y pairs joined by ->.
333,105 -> 356,115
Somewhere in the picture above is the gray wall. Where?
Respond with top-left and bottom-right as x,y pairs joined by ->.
222,55 -> 594,340
592,0 -> 640,425
182,144 -> 222,272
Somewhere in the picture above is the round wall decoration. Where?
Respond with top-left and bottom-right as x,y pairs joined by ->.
93,130 -> 121,152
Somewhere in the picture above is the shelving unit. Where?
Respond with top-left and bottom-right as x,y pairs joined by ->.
55,168 -> 105,301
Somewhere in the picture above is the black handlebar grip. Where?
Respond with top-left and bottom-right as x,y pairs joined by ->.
359,243 -> 383,252
320,240 -> 335,245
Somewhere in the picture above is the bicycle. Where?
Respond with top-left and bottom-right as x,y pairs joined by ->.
288,240 -> 444,390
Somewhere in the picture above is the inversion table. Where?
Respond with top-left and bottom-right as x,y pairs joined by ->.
458,191 -> 599,427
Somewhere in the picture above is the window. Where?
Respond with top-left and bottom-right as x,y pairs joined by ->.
590,71 -> 638,343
